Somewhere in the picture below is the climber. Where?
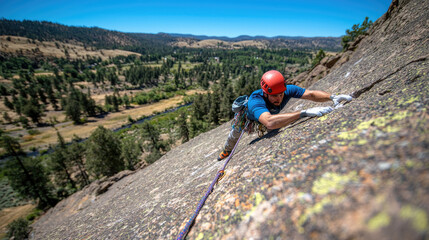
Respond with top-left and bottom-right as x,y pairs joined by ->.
218,70 -> 352,160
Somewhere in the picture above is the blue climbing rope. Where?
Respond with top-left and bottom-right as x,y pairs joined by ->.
176,120 -> 250,240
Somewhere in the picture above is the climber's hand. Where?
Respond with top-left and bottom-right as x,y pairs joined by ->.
330,94 -> 353,106
300,106 -> 333,118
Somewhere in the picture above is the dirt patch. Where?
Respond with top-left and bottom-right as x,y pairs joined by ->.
0,204 -> 36,237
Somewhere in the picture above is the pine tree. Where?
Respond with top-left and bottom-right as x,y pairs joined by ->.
85,126 -> 124,178
141,122 -> 161,150
3,97 -> 14,110
312,49 -> 326,67
65,88 -> 82,124
22,98 -> 43,124
220,84 -> 235,120
1,135 -> 56,207
12,96 -> 23,115
120,136 -> 142,170
341,17 -> 373,50
123,94 -> 130,108
47,88 -> 59,110
208,86 -> 220,125
47,131 -> 77,191
3,112 -> 11,123
81,90 -> 97,116
145,148 -> 162,164
68,135 -> 90,186
177,112 -> 189,143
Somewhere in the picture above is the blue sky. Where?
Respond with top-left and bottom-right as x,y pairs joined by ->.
0,0 -> 392,37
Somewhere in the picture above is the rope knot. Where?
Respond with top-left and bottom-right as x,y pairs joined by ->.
217,170 -> 226,184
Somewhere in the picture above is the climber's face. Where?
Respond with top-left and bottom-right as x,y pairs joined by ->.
266,92 -> 284,106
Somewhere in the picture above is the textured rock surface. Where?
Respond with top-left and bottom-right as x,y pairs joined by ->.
31,0 -> 428,239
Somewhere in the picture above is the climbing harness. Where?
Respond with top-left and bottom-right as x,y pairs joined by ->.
232,109 -> 266,137
176,120 -> 250,240
257,123 -> 267,138
232,108 -> 250,132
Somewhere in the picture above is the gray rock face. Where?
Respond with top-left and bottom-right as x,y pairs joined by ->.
31,0 -> 429,239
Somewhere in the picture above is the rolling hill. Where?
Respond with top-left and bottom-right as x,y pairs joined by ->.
0,19 -> 342,53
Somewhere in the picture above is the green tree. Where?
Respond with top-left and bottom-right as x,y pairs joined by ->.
3,112 -> 11,123
145,148 -> 162,164
68,135 -> 90,186
141,122 -> 161,149
177,111 -> 189,143
18,116 -> 29,128
1,135 -> 56,208
120,136 -> 142,170
12,96 -> 23,115
65,89 -> 82,124
141,122 -> 169,163
85,126 -> 124,178
123,94 -> 130,108
3,97 -> 14,110
220,84 -> 235,120
107,70 -> 119,85
208,87 -> 220,125
341,17 -> 373,51
47,131 -> 77,192
47,88 -> 59,110
312,49 -> 326,67
22,98 -> 44,124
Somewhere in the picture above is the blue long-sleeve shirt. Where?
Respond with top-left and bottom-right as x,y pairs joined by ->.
247,85 -> 306,121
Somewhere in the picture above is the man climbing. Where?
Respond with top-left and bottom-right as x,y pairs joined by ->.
218,70 -> 352,160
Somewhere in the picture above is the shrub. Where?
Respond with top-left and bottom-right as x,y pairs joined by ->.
312,49 -> 326,67
26,208 -> 43,221
28,129 -> 41,135
127,115 -> 135,123
7,218 -> 30,240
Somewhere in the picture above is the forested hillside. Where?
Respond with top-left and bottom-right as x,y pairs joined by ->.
0,19 -> 342,52
0,19 -> 172,54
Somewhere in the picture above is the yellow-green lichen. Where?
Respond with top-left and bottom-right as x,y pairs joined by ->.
356,138 -> 368,145
391,111 -> 412,121
312,172 -> 358,195
336,111 -> 412,145
243,192 -> 265,220
385,125 -> 401,133
368,212 -> 391,231
297,197 -> 331,233
318,115 -> 329,122
400,205 -> 428,232
297,195 -> 346,233
337,131 -> 359,142
195,232 -> 205,240
400,96 -> 420,105
254,192 -> 264,206
406,160 -> 415,168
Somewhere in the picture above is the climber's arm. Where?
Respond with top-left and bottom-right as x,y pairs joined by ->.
301,89 -> 353,106
258,111 -> 301,130
300,89 -> 332,102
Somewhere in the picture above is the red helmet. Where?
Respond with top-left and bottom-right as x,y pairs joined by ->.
260,70 -> 286,95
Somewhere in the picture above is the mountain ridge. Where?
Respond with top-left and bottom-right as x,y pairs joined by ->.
166,33 -> 340,41
0,19 -> 342,51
